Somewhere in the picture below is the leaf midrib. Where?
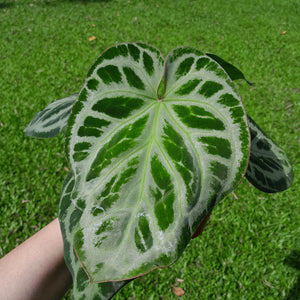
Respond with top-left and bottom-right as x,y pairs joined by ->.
109,102 -> 163,268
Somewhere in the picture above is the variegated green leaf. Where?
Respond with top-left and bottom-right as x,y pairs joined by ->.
27,89 -> 293,194
25,93 -> 77,138
246,116 -> 293,193
58,172 -> 129,300
60,43 -> 250,286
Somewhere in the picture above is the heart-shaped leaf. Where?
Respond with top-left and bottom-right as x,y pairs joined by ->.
26,44 -> 293,299
26,91 -> 293,195
60,43 -> 250,284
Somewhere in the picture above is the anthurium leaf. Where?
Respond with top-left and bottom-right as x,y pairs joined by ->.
60,43 -> 250,284
29,90 -> 293,195
25,93 -> 78,138
206,53 -> 254,85
58,172 -> 129,300
245,116 -> 293,193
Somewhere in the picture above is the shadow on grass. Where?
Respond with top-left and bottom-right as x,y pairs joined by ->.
42,0 -> 112,6
284,250 -> 300,300
64,0 -> 112,2
0,2 -> 15,9
0,0 -> 111,9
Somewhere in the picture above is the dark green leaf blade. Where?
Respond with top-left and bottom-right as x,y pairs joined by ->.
206,53 -> 254,85
246,116 -> 294,193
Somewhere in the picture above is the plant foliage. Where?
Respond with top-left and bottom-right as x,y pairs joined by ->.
25,94 -> 78,138
25,42 -> 293,299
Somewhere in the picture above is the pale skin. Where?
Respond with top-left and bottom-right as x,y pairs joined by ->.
0,218 -> 72,300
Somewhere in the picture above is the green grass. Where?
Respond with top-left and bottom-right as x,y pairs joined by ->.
0,0 -> 299,299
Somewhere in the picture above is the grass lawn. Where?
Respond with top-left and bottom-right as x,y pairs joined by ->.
0,0 -> 299,299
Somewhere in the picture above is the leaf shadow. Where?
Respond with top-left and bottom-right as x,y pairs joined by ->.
284,250 -> 300,300
40,0 -> 112,8
0,2 -> 15,9
0,0 -> 111,9
64,0 -> 112,2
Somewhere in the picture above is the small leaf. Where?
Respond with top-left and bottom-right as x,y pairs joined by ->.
206,53 -> 254,85
89,36 -> 96,41
246,116 -> 293,193
25,93 -> 77,138
173,286 -> 185,296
